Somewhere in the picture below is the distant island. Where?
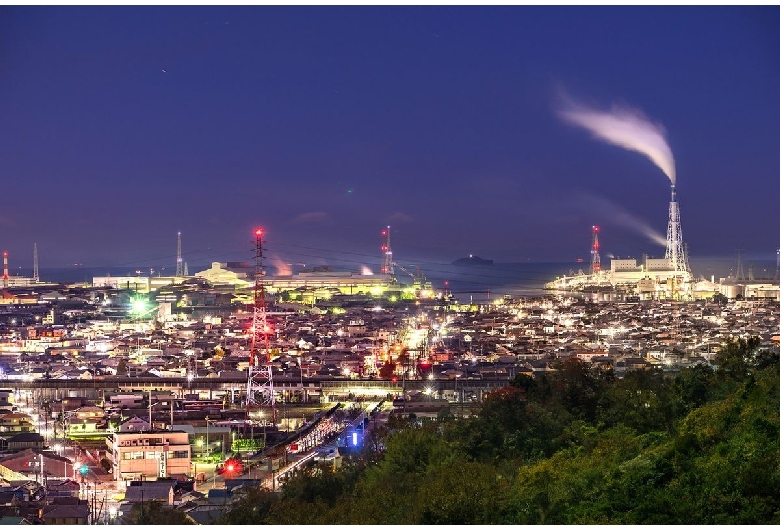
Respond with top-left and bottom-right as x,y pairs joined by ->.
452,255 -> 493,266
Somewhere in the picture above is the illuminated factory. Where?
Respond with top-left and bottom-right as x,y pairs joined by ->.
546,184 -> 697,298
194,226 -> 434,302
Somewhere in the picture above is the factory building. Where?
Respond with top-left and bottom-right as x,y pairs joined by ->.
194,262 -> 392,295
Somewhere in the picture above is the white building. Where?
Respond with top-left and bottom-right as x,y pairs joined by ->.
106,417 -> 191,486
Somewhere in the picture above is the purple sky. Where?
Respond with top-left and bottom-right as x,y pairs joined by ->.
1,6 -> 778,272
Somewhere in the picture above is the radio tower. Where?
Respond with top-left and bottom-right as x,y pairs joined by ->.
735,248 -> 745,281
175,232 -> 183,277
665,185 -> 690,274
380,226 -> 394,277
246,228 -> 275,421
775,248 -> 780,281
590,225 -> 601,275
33,244 -> 39,283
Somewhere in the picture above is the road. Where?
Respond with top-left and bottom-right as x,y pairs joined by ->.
195,401 -> 379,493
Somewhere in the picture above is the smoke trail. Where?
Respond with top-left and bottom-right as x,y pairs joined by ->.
266,254 -> 292,276
360,266 -> 374,276
556,93 -> 676,184
577,193 -> 667,248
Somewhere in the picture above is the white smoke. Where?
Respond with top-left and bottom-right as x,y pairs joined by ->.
267,255 -> 292,276
577,193 -> 667,248
360,266 -> 374,276
556,93 -> 676,184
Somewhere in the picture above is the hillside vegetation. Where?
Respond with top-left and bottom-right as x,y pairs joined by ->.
219,337 -> 780,524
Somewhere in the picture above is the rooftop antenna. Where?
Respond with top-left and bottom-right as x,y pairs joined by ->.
33,244 -> 39,283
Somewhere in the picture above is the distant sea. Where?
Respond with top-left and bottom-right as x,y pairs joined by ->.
19,256 -> 779,304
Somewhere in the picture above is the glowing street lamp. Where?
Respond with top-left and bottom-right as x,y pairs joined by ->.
132,299 -> 147,314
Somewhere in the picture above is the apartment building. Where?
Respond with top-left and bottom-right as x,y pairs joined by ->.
106,417 -> 190,486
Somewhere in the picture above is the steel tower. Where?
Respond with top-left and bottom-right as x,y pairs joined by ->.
775,249 -> 780,281
590,225 -> 601,275
380,226 -> 394,277
246,228 -> 275,420
176,232 -> 183,277
2,252 -> 8,289
665,185 -> 690,273
735,248 -> 745,281
33,244 -> 39,283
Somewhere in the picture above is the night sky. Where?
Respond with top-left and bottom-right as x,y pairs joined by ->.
1,6 -> 779,273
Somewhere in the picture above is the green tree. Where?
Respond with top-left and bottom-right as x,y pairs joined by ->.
125,501 -> 192,525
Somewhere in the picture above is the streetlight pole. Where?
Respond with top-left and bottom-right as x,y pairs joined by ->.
205,415 -> 209,461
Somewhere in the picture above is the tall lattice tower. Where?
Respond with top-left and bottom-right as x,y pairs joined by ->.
665,185 -> 690,274
775,248 -> 780,281
175,232 -> 183,277
2,252 -> 8,289
380,226 -> 394,277
735,248 -> 745,281
590,225 -> 601,275
33,244 -> 39,283
246,228 -> 275,420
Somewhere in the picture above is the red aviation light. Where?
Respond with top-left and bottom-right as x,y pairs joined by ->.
381,230 -> 387,236
255,228 -> 264,237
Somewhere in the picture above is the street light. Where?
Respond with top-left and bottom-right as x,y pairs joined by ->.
205,416 -> 210,460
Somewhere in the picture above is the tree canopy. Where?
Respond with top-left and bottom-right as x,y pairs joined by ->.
205,336 -> 780,524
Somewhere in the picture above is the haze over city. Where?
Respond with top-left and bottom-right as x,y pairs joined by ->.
1,6 -> 779,271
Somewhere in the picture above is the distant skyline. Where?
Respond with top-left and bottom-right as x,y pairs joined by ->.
1,6 -> 779,271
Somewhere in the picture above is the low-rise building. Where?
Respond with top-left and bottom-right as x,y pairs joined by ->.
106,419 -> 191,486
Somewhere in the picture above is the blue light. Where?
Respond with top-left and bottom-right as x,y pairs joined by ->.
352,432 -> 358,446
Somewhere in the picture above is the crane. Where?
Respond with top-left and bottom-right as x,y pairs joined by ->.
392,262 -> 434,298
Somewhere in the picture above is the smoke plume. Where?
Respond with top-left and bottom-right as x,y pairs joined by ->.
576,193 -> 667,248
556,93 -> 676,184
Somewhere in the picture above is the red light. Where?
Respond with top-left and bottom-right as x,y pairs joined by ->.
221,457 -> 243,477
255,228 -> 264,237
381,231 -> 386,236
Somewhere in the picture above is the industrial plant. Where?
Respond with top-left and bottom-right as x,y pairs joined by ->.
545,181 -> 701,299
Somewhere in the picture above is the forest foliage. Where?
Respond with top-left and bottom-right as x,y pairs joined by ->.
219,337 -> 780,524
